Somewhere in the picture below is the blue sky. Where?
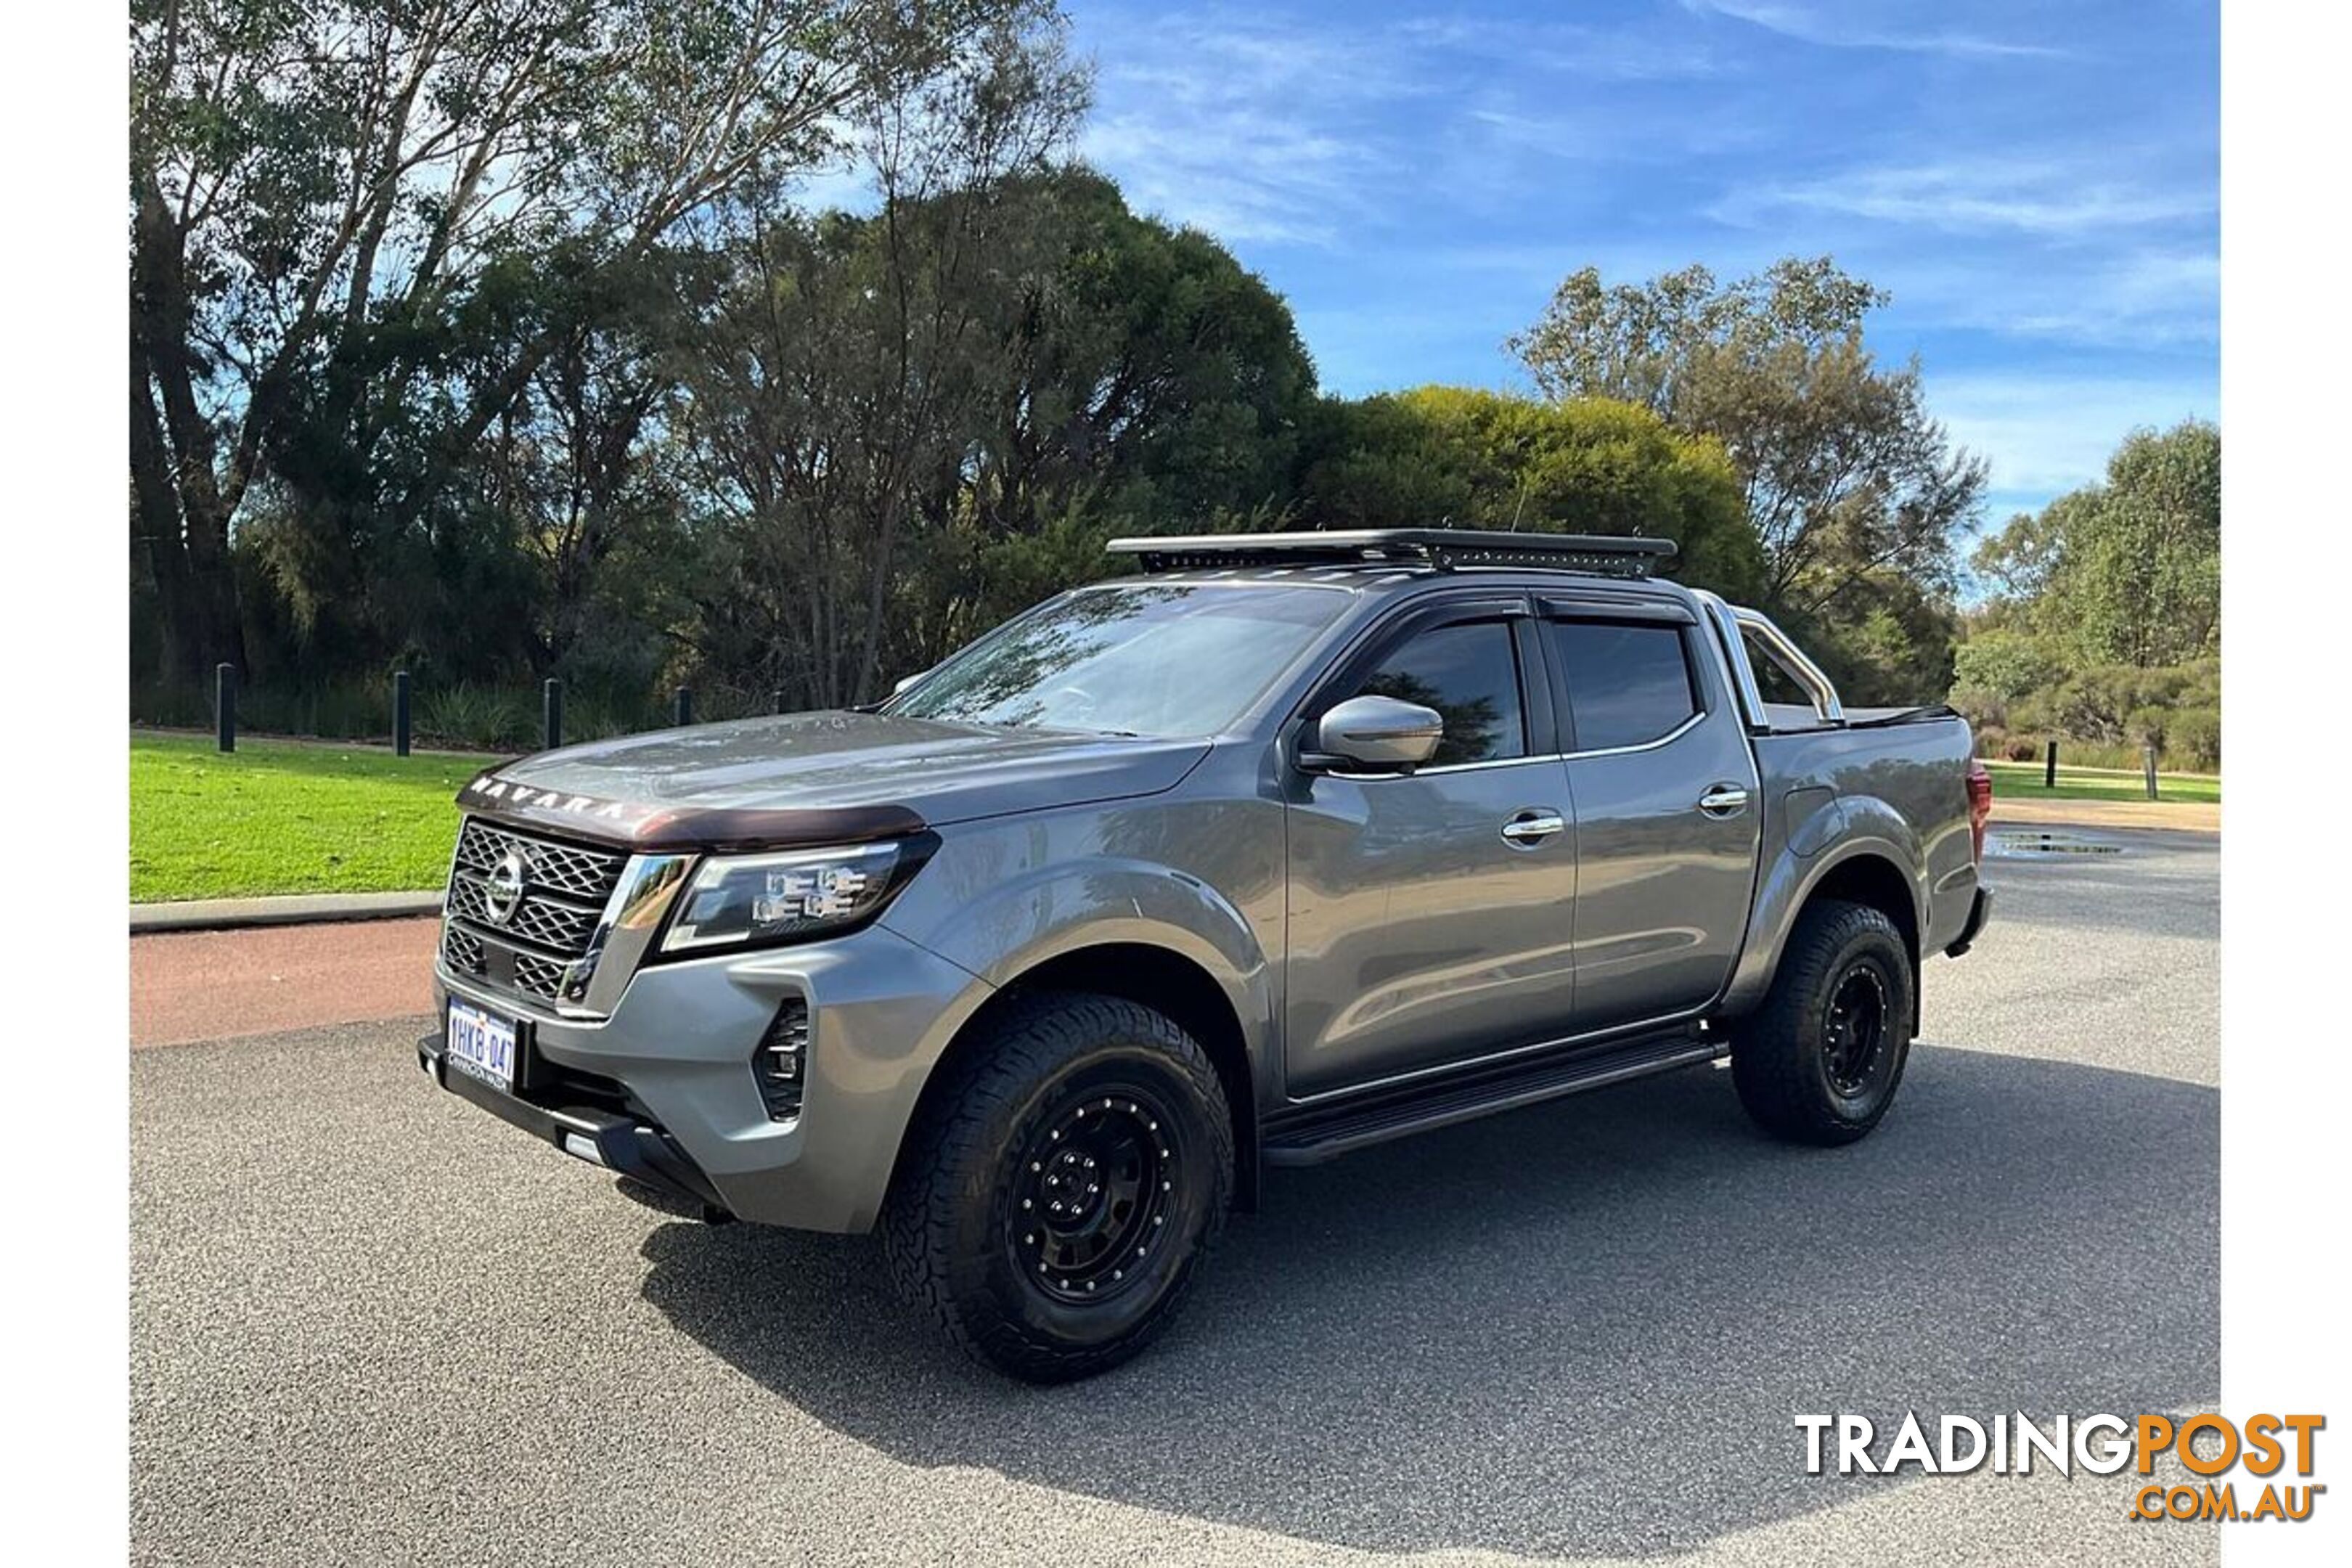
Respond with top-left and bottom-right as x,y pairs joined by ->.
1064,0 -> 2218,526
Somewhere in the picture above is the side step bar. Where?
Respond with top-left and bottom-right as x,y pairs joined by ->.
1262,1029 -> 1720,1167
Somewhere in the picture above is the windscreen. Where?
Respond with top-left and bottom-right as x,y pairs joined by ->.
889,581 -> 1350,738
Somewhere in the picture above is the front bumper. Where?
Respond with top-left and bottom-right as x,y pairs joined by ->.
1944,884 -> 1995,957
417,1036 -> 729,1219
425,920 -> 991,1233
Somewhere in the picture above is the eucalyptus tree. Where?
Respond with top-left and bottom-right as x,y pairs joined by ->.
1972,419 -> 2220,668
669,15 -> 1090,710
1510,257 -> 1986,614
129,0 -> 1059,682
669,147 -> 1336,710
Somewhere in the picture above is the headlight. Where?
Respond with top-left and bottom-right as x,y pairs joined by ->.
661,841 -> 922,954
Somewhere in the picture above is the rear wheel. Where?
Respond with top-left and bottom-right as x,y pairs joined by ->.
1732,898 -> 1915,1145
880,992 -> 1233,1382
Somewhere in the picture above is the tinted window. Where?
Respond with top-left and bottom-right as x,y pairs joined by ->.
892,583 -> 1349,738
1551,621 -> 1698,751
1349,621 -> 1527,767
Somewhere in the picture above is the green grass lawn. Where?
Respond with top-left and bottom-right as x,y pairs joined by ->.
131,732 -> 489,902
1984,759 -> 2221,805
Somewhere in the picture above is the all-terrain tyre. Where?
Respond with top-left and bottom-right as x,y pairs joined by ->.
1732,898 -> 1916,1146
879,991 -> 1234,1383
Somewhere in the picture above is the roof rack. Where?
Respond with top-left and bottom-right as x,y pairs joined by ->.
1104,528 -> 1678,580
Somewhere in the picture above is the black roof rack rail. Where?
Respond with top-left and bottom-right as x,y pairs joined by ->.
1104,528 -> 1678,579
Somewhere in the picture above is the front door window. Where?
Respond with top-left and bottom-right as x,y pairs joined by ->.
1347,621 -> 1527,767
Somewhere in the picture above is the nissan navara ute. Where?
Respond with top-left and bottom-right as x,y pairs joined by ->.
421,529 -> 1995,1381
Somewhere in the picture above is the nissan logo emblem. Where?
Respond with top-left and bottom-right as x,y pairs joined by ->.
484,849 -> 530,925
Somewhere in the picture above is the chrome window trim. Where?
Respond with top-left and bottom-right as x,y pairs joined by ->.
1540,611 -> 1710,758
1320,750 -> 1561,782
1559,709 -> 1705,761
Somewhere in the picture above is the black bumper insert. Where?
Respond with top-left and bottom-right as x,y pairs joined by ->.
417,1034 -> 731,1222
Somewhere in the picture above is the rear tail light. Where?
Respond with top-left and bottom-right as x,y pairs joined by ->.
754,999 -> 809,1122
1966,758 -> 1994,864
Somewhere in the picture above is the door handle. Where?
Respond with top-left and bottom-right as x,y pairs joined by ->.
1697,784 -> 1751,816
1500,809 -> 1567,847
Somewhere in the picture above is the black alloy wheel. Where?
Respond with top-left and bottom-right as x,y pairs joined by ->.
1821,960 -> 1894,1099
1011,1083 -> 1183,1304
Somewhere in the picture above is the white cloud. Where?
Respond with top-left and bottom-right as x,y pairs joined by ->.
1895,249 -> 2218,349
1681,0 -> 2065,61
1074,4 -> 1737,247
784,159 -> 878,217
1391,15 -> 1731,81
1928,371 -> 2216,505
1083,112 -> 1376,245
1715,158 -> 2213,238
1074,11 -> 1426,244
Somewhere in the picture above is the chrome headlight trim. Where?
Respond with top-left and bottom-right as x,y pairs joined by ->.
562,852 -> 694,1016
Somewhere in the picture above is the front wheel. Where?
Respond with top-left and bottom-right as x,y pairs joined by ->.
879,992 -> 1233,1382
1732,899 -> 1916,1146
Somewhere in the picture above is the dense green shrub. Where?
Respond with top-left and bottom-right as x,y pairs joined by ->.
1297,386 -> 1765,604
2168,708 -> 2222,770
1952,645 -> 2221,772
130,677 -> 396,742
1951,629 -> 2064,709
416,685 -> 534,751
1955,421 -> 2220,775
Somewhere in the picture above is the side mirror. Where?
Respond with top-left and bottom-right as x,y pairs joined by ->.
892,669 -> 928,698
1303,694 -> 1445,772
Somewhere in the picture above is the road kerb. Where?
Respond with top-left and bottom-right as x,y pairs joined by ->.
131,889 -> 444,934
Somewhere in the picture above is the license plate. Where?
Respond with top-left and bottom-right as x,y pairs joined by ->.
446,1000 -> 518,1091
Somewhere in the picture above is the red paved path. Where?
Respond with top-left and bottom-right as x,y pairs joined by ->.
131,918 -> 440,1048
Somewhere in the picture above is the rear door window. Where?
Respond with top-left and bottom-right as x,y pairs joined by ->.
1551,621 -> 1699,751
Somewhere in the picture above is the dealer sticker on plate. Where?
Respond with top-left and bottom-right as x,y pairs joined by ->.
446,1000 -> 518,1091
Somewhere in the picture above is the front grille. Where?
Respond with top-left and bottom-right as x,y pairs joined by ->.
512,950 -> 570,999
446,873 -> 600,950
441,816 -> 628,1008
442,923 -> 483,973
453,819 -> 625,899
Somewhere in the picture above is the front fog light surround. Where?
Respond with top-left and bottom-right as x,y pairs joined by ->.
661,840 -> 920,954
754,999 -> 810,1121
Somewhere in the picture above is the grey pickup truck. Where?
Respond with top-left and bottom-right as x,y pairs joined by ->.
422,529 -> 1993,1381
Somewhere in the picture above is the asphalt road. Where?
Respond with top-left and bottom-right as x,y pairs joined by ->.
131,828 -> 2219,1566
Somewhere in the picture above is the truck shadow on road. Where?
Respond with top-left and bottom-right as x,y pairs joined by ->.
638,1045 -> 2216,1559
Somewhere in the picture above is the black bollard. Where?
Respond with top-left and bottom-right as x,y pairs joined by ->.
544,678 -> 563,751
393,671 -> 412,757
2043,738 -> 2057,790
215,663 -> 237,754
674,687 -> 694,727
